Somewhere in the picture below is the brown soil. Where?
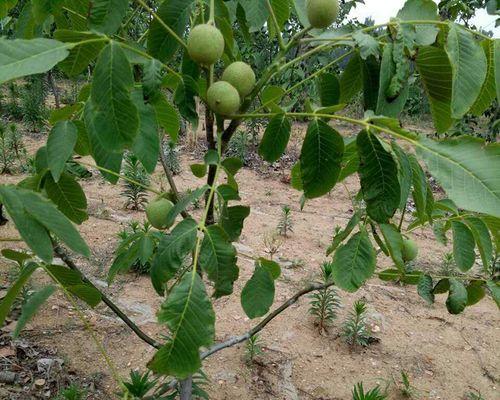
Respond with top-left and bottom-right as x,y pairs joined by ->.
0,125 -> 498,400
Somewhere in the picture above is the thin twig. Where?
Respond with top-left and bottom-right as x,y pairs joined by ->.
201,281 -> 335,359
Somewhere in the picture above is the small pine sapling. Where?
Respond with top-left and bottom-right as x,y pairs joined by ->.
226,130 -> 250,164
466,390 -> 485,400
162,141 -> 182,175
56,384 -> 86,400
352,382 -> 387,400
113,221 -> 160,275
342,300 -> 371,347
0,123 -> 26,174
263,230 -> 284,260
277,205 -> 293,238
121,153 -> 150,210
21,74 -> 48,132
121,370 -> 157,398
245,334 -> 263,364
395,371 -> 419,398
309,262 -> 341,333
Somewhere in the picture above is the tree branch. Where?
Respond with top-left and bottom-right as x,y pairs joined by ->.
53,245 -> 161,350
159,138 -> 189,220
201,281 -> 334,359
205,105 -> 216,226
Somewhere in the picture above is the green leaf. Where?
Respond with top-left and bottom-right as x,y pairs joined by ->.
317,73 -> 340,106
0,38 -> 73,84
239,0 -> 269,31
486,280 -> 500,309
445,24 -> 487,119
1,249 -> 31,266
49,103 -> 82,125
89,0 -> 128,34
0,187 -> 52,262
143,58 -> 163,99
409,154 -> 428,223
47,121 -> 78,182
378,268 -> 401,282
451,221 -> 476,272
326,211 -> 360,256
220,205 -> 250,242
379,224 -> 405,272
258,258 -> 281,280
148,0 -> 196,62
417,274 -> 434,305
53,30 -> 105,77
149,273 -> 215,378
446,279 -> 468,314
352,31 -> 379,60
338,137 -> 359,183
45,173 -> 88,224
483,215 -> 500,249
258,114 -> 291,163
470,40 -> 497,116
357,130 -> 400,223
7,186 -> 90,258
241,263 -> 275,319
45,265 -> 101,307
300,119 -> 344,198
340,53 -> 363,104
362,56 -> 380,111
392,142 -> 413,210
269,0 -> 290,33
0,263 -> 39,328
416,136 -> 500,218
396,0 -> 439,46
190,163 -> 207,178
131,90 -> 160,174
416,46 -> 453,133
150,218 -> 198,295
165,186 -> 209,228
151,92 -> 180,143
466,280 -> 486,306
495,40 -> 500,103
200,225 -> 239,298
376,43 -> 409,118
331,229 -> 376,293
464,217 -> 493,271
90,42 -> 139,152
13,285 -> 56,338
0,0 -> 17,18
290,162 -> 303,191
83,101 -> 123,184
433,278 -> 450,294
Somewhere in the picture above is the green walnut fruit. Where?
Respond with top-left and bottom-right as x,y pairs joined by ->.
221,61 -> 256,98
207,81 -> 241,116
187,24 -> 225,65
146,197 -> 174,230
402,239 -> 418,262
306,0 -> 339,29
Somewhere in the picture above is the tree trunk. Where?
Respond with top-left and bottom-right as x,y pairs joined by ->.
179,376 -> 193,400
47,71 -> 60,109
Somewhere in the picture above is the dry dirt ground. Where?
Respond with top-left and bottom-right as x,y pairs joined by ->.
0,123 -> 499,400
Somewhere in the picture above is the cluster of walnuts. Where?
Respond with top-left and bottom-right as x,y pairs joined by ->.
184,0 -> 340,117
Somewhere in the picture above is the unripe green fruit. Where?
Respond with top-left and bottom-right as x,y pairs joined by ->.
402,239 -> 418,262
187,24 -> 224,65
146,197 -> 174,230
207,81 -> 241,116
221,61 -> 256,98
306,0 -> 339,29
